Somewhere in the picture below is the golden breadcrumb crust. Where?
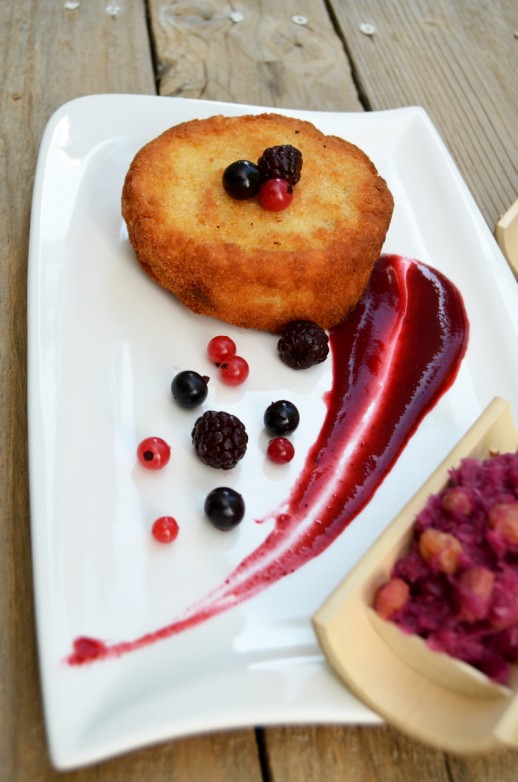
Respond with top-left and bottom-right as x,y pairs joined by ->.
121,113 -> 393,332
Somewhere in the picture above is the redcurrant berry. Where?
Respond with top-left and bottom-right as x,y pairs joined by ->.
259,178 -> 293,211
207,335 -> 236,364
137,437 -> 171,470
151,516 -> 179,543
218,355 -> 249,386
267,437 -> 295,464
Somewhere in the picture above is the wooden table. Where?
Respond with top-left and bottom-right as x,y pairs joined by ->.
2,1 -> 517,779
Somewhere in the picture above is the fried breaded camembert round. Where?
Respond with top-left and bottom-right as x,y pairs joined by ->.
121,113 -> 393,332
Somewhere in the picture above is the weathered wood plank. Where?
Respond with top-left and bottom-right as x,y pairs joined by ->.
2,0 -> 156,251
263,724 -> 518,782
3,0 -> 518,780
328,0 -> 518,229
148,0 -> 362,110
31,732 -> 263,782
0,136 -> 22,782
262,725 -> 452,782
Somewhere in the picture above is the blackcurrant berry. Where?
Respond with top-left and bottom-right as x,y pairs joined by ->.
263,400 -> 300,436
171,370 -> 209,408
204,487 -> 245,530
222,160 -> 261,199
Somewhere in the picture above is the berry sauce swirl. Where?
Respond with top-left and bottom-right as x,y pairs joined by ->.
67,254 -> 469,665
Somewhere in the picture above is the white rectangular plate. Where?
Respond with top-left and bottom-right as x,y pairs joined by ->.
28,95 -> 518,769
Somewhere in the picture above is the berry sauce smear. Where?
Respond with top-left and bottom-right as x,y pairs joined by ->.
67,255 -> 469,665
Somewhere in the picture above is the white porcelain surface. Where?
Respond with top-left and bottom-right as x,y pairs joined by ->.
28,95 -> 518,769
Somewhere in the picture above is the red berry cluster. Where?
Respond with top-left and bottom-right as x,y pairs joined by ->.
136,324 -> 325,542
222,144 -> 303,212
207,335 -> 249,386
136,335 -> 252,541
136,438 -> 178,543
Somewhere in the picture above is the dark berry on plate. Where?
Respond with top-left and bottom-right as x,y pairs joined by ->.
207,335 -> 237,364
204,487 -> 245,530
257,144 -> 303,186
277,320 -> 329,369
258,178 -> 293,211
152,516 -> 179,543
264,400 -> 300,436
171,370 -> 209,408
192,410 -> 248,469
222,160 -> 261,199
137,437 -> 171,470
218,355 -> 249,386
267,437 -> 295,464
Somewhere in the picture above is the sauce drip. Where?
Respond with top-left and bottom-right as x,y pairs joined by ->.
68,255 -> 469,664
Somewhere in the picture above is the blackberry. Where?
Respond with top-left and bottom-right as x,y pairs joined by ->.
277,320 -> 329,369
192,410 -> 248,470
257,145 -> 302,187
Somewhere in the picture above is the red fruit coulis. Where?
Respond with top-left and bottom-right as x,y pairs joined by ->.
68,255 -> 469,665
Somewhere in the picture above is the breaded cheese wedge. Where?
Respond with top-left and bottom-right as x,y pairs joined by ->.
122,113 -> 393,332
